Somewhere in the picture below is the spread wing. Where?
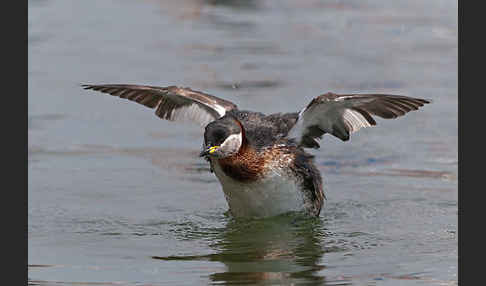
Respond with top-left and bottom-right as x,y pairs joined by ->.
82,84 -> 238,127
286,92 -> 430,148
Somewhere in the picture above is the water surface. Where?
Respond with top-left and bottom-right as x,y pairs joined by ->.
29,0 -> 457,285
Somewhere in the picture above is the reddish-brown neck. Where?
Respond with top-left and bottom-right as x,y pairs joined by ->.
217,142 -> 264,182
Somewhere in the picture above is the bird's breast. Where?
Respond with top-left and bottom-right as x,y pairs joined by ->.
210,153 -> 307,218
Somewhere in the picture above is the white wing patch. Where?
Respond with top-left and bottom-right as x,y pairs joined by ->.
287,104 -> 333,141
169,103 -> 218,127
175,87 -> 228,118
342,109 -> 372,133
210,104 -> 227,118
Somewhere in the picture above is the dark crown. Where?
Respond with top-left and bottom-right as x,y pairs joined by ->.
204,115 -> 242,146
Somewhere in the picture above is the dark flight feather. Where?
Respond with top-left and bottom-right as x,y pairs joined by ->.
82,84 -> 237,127
287,92 -> 430,148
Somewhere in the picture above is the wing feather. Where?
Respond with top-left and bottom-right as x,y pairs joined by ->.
286,92 -> 430,148
82,84 -> 237,127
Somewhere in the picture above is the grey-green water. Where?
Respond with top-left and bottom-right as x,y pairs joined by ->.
28,0 -> 457,285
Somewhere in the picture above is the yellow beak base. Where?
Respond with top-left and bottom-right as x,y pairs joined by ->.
208,146 -> 220,154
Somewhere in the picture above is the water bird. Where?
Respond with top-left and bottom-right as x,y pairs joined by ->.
82,84 -> 429,218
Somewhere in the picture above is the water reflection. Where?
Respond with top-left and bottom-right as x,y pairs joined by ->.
154,214 -> 341,285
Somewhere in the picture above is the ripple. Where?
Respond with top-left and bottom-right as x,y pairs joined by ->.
318,155 -> 397,173
212,79 -> 283,91
344,168 -> 457,181
28,113 -> 67,130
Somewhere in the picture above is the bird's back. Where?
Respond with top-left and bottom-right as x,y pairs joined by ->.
228,110 -> 299,149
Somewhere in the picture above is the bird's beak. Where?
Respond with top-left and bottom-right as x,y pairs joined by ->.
199,145 -> 220,157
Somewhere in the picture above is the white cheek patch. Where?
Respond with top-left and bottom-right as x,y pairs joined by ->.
220,132 -> 243,154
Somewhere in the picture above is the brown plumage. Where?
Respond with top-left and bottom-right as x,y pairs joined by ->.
217,143 -> 266,182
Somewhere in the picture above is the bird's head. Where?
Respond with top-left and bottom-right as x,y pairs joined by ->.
200,115 -> 244,159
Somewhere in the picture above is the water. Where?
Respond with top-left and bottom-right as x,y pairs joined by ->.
28,0 -> 457,285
